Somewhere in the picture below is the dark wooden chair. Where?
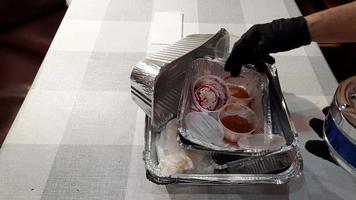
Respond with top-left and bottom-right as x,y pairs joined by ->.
0,1 -> 67,146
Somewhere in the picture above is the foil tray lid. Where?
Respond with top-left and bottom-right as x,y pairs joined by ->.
130,29 -> 230,128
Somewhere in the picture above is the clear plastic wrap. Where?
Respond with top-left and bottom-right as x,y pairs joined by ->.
177,58 -> 282,155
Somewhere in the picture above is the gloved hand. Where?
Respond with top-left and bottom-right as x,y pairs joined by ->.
305,107 -> 337,164
225,16 -> 311,76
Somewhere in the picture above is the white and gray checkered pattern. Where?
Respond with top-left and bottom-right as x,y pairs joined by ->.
1,0 -> 354,199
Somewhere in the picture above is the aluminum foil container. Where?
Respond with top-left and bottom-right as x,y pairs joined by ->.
211,149 -> 297,174
142,64 -> 302,185
130,29 -> 229,129
131,30 -> 302,184
177,58 -> 273,155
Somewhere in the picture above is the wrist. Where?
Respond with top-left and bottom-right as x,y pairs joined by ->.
294,16 -> 312,46
272,16 -> 311,49
305,14 -> 319,42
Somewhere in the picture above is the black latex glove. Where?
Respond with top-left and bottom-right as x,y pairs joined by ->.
225,16 -> 311,76
305,107 -> 337,164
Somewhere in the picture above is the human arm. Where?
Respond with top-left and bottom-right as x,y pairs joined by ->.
225,1 -> 356,76
306,1 -> 356,43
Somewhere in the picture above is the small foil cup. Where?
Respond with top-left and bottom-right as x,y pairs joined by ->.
227,84 -> 253,106
218,103 -> 257,142
192,75 -> 229,114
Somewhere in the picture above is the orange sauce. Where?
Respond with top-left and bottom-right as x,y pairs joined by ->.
229,86 -> 249,98
221,115 -> 254,133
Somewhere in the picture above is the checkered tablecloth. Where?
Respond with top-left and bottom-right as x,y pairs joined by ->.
1,0 -> 355,199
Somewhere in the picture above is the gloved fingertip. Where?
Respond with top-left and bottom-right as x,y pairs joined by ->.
225,55 -> 234,68
224,67 -> 230,72
224,62 -> 233,72
228,64 -> 242,77
230,69 -> 241,77
253,61 -> 267,73
225,56 -> 242,76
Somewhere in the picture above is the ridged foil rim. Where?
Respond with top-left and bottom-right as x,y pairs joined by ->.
144,116 -> 303,185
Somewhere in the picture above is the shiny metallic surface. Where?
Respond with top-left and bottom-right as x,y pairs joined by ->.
332,76 -> 356,143
329,101 -> 356,145
130,29 -> 229,129
132,31 -> 302,184
177,58 -> 272,155
324,75 -> 356,176
142,65 -> 302,185
323,115 -> 356,176
144,118 -> 302,185
211,148 -> 298,174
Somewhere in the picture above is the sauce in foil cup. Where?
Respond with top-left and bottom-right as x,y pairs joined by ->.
227,84 -> 253,106
218,103 -> 257,142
